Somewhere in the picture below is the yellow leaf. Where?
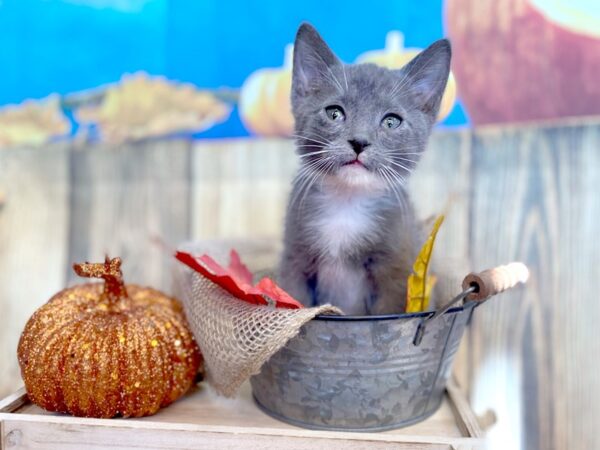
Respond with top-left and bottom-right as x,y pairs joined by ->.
406,215 -> 444,313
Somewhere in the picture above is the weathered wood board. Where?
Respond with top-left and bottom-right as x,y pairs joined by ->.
0,144 -> 70,401
0,381 -> 484,450
67,140 -> 192,291
466,123 -> 600,450
191,138 -> 298,240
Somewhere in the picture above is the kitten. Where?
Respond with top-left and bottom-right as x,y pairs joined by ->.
279,23 -> 451,315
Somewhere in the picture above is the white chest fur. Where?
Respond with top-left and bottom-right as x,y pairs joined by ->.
310,192 -> 377,260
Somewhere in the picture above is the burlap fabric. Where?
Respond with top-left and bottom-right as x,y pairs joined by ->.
175,266 -> 340,397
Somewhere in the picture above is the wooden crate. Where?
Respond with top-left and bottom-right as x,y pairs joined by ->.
0,380 -> 484,450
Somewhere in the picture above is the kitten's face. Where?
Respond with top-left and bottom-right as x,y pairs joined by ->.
291,24 -> 451,195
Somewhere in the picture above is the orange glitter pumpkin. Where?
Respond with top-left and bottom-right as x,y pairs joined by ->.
17,257 -> 202,418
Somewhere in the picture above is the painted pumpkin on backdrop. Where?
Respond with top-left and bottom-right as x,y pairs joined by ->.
239,45 -> 295,137
446,0 -> 600,124
355,31 -> 457,122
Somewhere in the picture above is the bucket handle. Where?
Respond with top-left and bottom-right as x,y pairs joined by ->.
413,262 -> 529,346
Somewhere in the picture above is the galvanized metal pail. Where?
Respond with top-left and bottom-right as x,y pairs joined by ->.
250,304 -> 476,431
250,262 -> 528,431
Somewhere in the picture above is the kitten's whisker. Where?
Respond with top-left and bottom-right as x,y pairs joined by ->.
394,157 -> 418,164
386,148 -> 425,153
294,163 -> 328,210
290,172 -> 316,209
389,79 -> 404,99
307,130 -> 335,143
319,68 -> 345,94
387,159 -> 413,173
298,145 -> 347,158
389,74 -> 409,99
381,150 -> 422,161
392,154 -> 419,160
382,151 -> 419,161
296,170 -> 321,210
296,158 -> 333,179
311,64 -> 344,95
292,134 -> 331,146
291,157 -> 334,208
381,166 -> 409,212
298,150 -> 330,158
298,147 -> 347,165
390,59 -> 437,99
389,155 -> 417,167
378,168 -> 403,208
382,147 -> 424,155
311,50 -> 345,93
298,158 -> 335,210
301,159 -> 332,174
294,160 -> 327,184
381,164 -> 406,188
389,168 -> 410,189
294,138 -> 329,147
385,166 -> 410,192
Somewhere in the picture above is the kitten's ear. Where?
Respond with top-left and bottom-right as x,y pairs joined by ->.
292,23 -> 341,101
399,39 -> 451,116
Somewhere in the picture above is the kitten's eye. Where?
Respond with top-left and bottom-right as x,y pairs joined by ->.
382,114 -> 403,129
325,105 -> 345,121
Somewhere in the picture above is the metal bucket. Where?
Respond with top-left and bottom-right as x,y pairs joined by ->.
250,304 -> 476,431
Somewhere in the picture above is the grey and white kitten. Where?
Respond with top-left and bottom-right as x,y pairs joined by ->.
279,23 -> 451,315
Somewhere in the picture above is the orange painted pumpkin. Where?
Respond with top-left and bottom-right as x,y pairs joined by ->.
356,31 -> 457,122
239,44 -> 294,136
17,257 -> 202,418
446,0 -> 600,124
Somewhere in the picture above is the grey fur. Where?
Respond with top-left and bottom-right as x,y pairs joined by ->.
279,23 -> 451,315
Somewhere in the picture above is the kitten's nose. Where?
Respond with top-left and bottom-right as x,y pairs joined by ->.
348,139 -> 371,155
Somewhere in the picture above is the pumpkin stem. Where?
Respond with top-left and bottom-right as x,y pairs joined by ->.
283,43 -> 294,69
73,256 -> 128,302
385,31 -> 404,52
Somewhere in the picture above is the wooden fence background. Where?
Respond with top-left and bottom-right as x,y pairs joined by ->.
1,119 -> 599,449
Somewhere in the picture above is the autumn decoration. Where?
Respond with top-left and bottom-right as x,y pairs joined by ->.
446,0 -> 600,124
238,45 -> 295,137
175,249 -> 303,309
75,72 -> 231,143
0,95 -> 69,148
406,215 -> 445,313
17,257 -> 202,418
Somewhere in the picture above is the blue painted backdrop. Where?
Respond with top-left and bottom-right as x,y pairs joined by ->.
0,0 -> 468,137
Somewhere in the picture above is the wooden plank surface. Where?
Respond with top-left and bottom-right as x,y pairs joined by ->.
0,144 -> 70,399
66,140 -> 192,291
466,123 -> 600,450
1,382 -> 483,449
0,388 -> 26,413
13,383 -> 463,437
191,138 -> 297,241
446,379 -> 483,439
0,419 -> 461,450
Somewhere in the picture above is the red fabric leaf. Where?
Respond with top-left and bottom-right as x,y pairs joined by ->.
255,277 -> 302,309
227,250 -> 254,285
175,250 -> 303,309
